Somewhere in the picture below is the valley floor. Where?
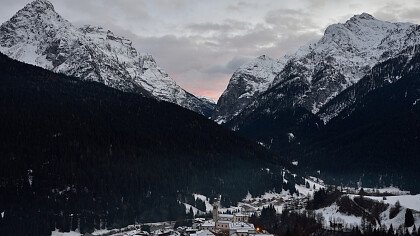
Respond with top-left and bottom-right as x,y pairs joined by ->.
51,175 -> 420,236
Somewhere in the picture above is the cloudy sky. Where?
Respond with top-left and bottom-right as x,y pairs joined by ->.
1,0 -> 420,100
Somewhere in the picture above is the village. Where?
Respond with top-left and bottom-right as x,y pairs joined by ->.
83,196 -> 290,236
80,190 -> 312,236
52,176 -> 420,236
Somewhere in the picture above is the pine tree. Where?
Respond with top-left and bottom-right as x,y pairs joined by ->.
361,214 -> 368,233
405,209 -> 414,227
388,224 -> 394,235
187,207 -> 194,219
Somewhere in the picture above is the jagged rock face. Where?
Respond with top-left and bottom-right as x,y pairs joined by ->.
212,55 -> 286,123
215,13 -> 420,155
0,0 -> 214,117
319,44 -> 420,122
215,13 -> 420,126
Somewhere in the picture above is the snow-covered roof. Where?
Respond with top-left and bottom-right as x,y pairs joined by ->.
217,220 -> 231,224
219,214 -> 234,218
229,222 -> 255,231
234,213 -> 247,217
191,230 -> 215,236
201,220 -> 215,227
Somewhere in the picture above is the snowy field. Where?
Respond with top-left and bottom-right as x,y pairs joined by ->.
366,194 -> 420,211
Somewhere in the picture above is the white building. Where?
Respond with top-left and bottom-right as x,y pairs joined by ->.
215,220 -> 230,230
233,213 -> 248,223
199,220 -> 215,231
218,214 -> 233,222
206,198 -> 257,236
229,222 -> 256,236
191,230 -> 215,236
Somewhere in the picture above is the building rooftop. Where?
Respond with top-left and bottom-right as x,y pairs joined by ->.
219,214 -> 234,218
229,222 -> 255,231
191,230 -> 215,236
217,220 -> 231,224
234,213 -> 247,217
201,220 -> 215,227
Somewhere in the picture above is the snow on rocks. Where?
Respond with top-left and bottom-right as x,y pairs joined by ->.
212,55 -> 286,123
0,0 -> 213,116
213,13 -> 420,123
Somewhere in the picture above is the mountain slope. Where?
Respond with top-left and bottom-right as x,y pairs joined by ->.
0,52 -> 297,235
219,14 -> 420,154
0,0 -> 213,116
318,44 -> 420,121
216,13 -> 419,124
216,14 -> 420,191
291,47 -> 420,191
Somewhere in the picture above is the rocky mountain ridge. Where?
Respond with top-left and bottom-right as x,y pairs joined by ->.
0,0 -> 214,116
214,13 -> 420,123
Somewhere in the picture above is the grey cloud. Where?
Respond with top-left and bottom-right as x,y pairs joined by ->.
55,0 -> 151,33
265,9 -> 319,33
99,5 -> 323,99
206,56 -> 254,74
4,0 -> 413,100
226,1 -> 258,12
186,20 -> 251,34
373,3 -> 420,23
226,56 -> 253,70
401,8 -> 420,23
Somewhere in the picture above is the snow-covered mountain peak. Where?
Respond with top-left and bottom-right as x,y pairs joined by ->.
349,12 -> 376,21
319,16 -> 396,53
211,55 -> 286,123
6,0 -> 68,30
256,54 -> 268,60
23,0 -> 55,13
214,13 -> 420,123
0,0 -> 214,117
235,55 -> 284,79
266,13 -> 417,112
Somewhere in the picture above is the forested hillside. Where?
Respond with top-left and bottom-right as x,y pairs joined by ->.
0,53 -> 295,235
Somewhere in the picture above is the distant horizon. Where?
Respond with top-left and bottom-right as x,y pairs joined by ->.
1,0 -> 420,101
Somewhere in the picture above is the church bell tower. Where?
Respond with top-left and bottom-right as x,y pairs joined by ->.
212,197 -> 219,222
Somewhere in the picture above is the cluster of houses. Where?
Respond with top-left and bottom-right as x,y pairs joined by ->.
186,199 -> 272,236
124,199 -> 274,236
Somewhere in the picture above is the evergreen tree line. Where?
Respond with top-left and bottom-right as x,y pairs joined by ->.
249,205 -> 419,236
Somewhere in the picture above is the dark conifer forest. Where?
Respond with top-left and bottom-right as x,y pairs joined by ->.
0,53 -> 295,235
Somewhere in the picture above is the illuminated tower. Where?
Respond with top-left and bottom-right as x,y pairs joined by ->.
212,197 -> 220,222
